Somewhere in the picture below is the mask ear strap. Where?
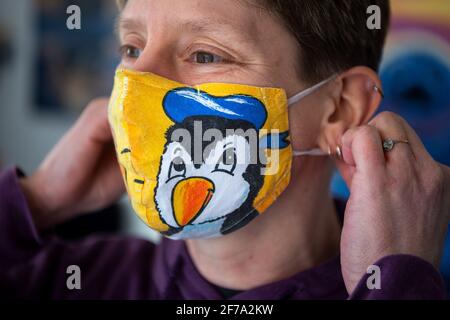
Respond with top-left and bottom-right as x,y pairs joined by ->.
288,75 -> 337,106
289,75 -> 337,157
293,148 -> 328,157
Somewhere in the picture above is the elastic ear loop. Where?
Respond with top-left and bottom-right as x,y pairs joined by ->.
287,75 -> 337,106
289,75 -> 337,157
292,149 -> 328,156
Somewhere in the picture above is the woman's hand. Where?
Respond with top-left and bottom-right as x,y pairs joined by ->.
19,98 -> 125,230
336,111 -> 450,294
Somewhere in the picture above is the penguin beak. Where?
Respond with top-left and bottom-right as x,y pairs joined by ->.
172,177 -> 215,226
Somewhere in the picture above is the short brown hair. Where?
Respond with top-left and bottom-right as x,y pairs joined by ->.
117,0 -> 390,83
261,0 -> 390,83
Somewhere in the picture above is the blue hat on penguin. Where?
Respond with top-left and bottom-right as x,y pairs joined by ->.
162,87 -> 290,149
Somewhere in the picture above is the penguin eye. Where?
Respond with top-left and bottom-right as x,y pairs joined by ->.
213,148 -> 236,176
167,156 -> 186,182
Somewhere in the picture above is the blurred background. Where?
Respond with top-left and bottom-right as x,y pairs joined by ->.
0,0 -> 159,244
0,0 -> 449,294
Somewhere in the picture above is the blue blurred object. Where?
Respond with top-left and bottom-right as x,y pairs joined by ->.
380,53 -> 450,164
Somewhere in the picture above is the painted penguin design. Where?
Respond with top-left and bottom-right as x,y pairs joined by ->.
154,88 -> 269,238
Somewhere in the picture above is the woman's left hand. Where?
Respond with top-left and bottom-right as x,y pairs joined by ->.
336,111 -> 450,294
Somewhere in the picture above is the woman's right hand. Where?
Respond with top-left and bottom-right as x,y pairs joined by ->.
19,98 -> 125,230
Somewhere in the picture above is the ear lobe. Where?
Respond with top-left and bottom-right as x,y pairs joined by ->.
318,66 -> 382,151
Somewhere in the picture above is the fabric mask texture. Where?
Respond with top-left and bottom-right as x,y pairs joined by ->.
108,69 -> 327,239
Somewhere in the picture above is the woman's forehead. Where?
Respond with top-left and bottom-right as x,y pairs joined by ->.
118,0 -> 265,41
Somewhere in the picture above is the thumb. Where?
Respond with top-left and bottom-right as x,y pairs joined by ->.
334,128 -> 358,188
337,126 -> 385,189
77,97 -> 112,145
335,158 -> 355,189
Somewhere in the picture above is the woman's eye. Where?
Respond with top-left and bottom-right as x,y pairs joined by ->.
119,45 -> 141,60
167,157 -> 186,182
213,148 -> 236,176
193,51 -> 224,64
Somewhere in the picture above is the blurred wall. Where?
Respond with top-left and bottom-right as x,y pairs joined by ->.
0,0 -> 71,172
0,0 -> 160,243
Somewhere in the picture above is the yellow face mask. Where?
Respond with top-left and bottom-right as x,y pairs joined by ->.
108,68 -> 330,239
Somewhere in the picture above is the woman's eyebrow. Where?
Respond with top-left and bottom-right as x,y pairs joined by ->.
115,16 -> 146,39
114,15 -> 260,48
179,18 -> 259,45
180,18 -> 236,33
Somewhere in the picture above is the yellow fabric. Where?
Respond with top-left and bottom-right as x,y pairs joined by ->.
108,69 -> 292,234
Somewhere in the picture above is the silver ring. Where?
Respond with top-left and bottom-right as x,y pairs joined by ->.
382,138 -> 409,152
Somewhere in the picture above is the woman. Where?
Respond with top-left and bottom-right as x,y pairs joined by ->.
0,0 -> 449,299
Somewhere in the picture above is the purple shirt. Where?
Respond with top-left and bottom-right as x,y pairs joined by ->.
0,167 -> 445,299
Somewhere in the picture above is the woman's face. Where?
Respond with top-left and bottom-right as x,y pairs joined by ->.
118,0 -> 324,155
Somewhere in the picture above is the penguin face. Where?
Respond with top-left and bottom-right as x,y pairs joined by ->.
154,133 -> 254,238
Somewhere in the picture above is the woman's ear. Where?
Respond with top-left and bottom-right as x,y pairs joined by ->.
317,66 -> 383,151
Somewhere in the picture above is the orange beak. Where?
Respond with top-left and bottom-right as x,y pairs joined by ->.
172,177 -> 215,226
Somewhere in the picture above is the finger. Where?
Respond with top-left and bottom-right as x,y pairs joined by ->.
340,125 -> 386,174
340,128 -> 356,167
368,111 -> 414,165
370,112 -> 437,178
67,98 -> 111,160
84,143 -> 126,212
78,97 -> 111,144
40,98 -> 111,176
335,128 -> 357,186
335,158 -> 356,188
